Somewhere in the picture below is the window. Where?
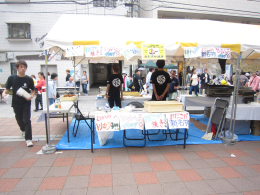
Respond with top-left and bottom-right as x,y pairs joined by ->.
7,23 -> 31,39
10,63 -> 17,75
93,0 -> 117,7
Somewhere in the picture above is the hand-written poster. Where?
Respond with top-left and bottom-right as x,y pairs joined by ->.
122,42 -> 139,61
120,113 -> 144,130
95,114 -> 120,131
142,43 -> 165,60
85,46 -> 101,57
143,113 -> 167,130
166,112 -> 190,129
102,47 -> 122,57
184,47 -> 231,59
65,46 -> 84,57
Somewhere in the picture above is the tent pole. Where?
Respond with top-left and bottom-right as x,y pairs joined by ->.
182,59 -> 186,95
42,50 -> 56,154
73,57 -> 76,94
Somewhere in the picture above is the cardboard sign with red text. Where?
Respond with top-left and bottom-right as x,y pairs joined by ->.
95,113 -> 120,131
166,112 -> 190,129
143,113 -> 167,130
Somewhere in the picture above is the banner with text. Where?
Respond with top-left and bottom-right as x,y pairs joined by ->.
66,46 -> 84,57
166,112 -> 190,129
120,113 -> 144,130
95,114 -> 120,131
142,44 -> 165,60
85,46 -> 101,57
184,47 -> 231,59
143,113 -> 167,130
122,42 -> 139,61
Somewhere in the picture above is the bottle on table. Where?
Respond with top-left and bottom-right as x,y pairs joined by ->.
58,98 -> 61,109
54,98 -> 58,108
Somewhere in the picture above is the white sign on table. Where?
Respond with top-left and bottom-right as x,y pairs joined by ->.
95,113 -> 120,131
120,113 -> 144,130
122,42 -> 139,61
143,113 -> 167,130
166,112 -> 190,129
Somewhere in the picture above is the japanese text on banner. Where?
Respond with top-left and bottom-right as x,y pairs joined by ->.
85,46 -> 101,57
166,112 -> 190,129
142,44 -> 165,60
95,114 -> 120,131
143,113 -> 167,130
184,47 -> 231,59
65,46 -> 84,57
120,113 -> 144,130
122,42 -> 139,61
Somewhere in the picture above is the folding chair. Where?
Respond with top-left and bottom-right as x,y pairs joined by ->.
206,98 -> 229,139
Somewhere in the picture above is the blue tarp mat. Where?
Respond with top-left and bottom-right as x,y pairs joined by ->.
190,114 -> 209,125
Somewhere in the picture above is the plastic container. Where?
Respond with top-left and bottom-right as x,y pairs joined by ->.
58,98 -> 61,109
258,93 -> 260,103
16,87 -> 31,99
54,98 -> 58,108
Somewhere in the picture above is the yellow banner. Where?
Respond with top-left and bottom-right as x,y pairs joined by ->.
142,44 -> 165,60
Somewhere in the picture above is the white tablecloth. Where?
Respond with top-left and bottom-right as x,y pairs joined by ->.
226,103 -> 260,120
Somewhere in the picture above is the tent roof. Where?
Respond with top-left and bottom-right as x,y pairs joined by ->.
44,15 -> 260,61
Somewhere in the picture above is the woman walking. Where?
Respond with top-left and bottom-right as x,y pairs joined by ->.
189,68 -> 200,96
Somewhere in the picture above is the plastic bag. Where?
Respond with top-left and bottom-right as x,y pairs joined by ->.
3,94 -> 11,104
218,130 -> 238,140
97,131 -> 114,146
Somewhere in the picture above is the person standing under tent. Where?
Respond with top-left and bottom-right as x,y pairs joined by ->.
48,73 -> 58,105
34,72 -> 45,112
151,60 -> 171,101
72,70 -> 81,88
2,60 -> 35,147
168,70 -> 180,100
66,69 -> 70,81
146,66 -> 155,95
122,72 -> 130,91
105,64 -> 124,108
81,71 -> 89,95
239,72 -> 249,88
189,68 -> 200,96
64,77 -> 75,87
200,69 -> 210,86
248,71 -> 260,93
133,69 -> 143,92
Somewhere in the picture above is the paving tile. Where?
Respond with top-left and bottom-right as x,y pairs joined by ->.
188,145 -> 208,152
8,191 -> 35,195
87,187 -> 113,195
221,157 -> 247,166
143,147 -> 161,155
158,146 -> 177,153
72,157 -> 92,166
46,167 -> 71,177
155,171 -> 181,183
163,153 -> 184,161
233,166 -> 260,177
134,172 -> 159,185
11,146 -> 30,153
129,154 -> 149,163
204,158 -> 229,168
175,169 -> 203,182
1,168 -> 29,179
184,180 -> 215,195
150,161 -> 173,172
127,148 -> 146,155
237,156 -> 260,165
34,190 -> 62,195
21,152 -> 41,159
131,162 -> 153,172
12,159 -> 37,168
61,188 -> 87,195
92,156 -> 111,165
195,168 -> 223,180
12,177 -> 43,191
226,149 -> 249,157
28,146 -> 44,153
138,184 -> 165,195
38,154 -> 58,160
254,148 -> 260,153
111,155 -> 130,164
243,191 -> 260,195
88,174 -> 112,188
93,149 -> 111,157
24,166 -> 50,178
3,152 -> 24,160
91,164 -> 111,175
63,175 -> 89,189
162,182 -> 191,195
111,164 -> 132,173
0,147 -> 16,153
52,158 -> 74,167
38,177 -> 67,190
169,160 -> 192,170
203,144 -> 223,151
33,158 -> 56,167
246,176 -> 260,185
0,159 -> 18,169
110,148 -> 128,156
211,150 -> 233,158
113,185 -> 139,195
206,178 -> 239,194
146,154 -> 167,162
0,169 -> 8,178
250,165 -> 260,174
69,165 -> 91,176
195,151 -> 218,159
227,177 -> 260,192
180,152 -> 201,160
113,173 -> 136,186
186,159 -> 210,169
57,150 -> 77,158
0,179 -> 20,192
76,150 -> 94,158
214,167 -> 243,178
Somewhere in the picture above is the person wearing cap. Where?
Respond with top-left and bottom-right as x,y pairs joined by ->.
239,72 -> 249,87
133,69 -> 143,92
146,66 -> 155,95
122,71 -> 130,91
248,71 -> 260,93
48,73 -> 58,105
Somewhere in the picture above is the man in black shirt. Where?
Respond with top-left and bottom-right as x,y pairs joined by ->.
66,69 -> 70,81
200,69 -> 210,88
168,70 -> 180,100
2,60 -> 35,147
132,69 -> 143,92
151,60 -> 171,101
105,64 -> 124,108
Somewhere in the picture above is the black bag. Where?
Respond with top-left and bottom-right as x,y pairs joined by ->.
128,82 -> 133,89
56,92 -> 60,98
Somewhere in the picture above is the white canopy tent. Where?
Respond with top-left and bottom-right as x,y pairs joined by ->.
42,15 -> 260,152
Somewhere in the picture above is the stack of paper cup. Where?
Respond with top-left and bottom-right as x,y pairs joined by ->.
16,87 -> 31,99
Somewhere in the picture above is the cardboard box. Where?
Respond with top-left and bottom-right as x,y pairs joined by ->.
60,95 -> 78,101
144,101 -> 183,113
123,91 -> 139,97
251,120 -> 260,136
